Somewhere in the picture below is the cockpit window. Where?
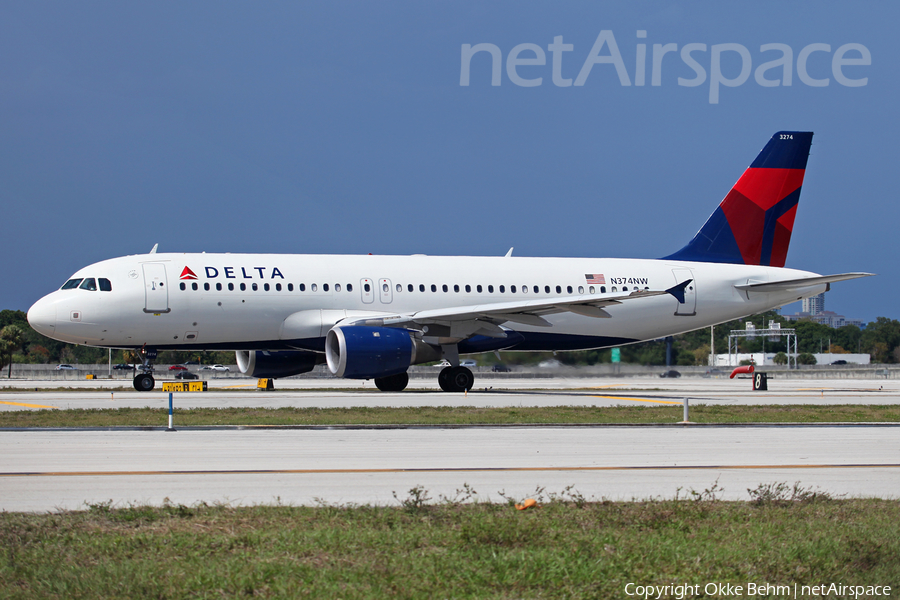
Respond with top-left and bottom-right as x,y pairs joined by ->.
79,278 -> 97,291
99,278 -> 112,292
61,279 -> 83,290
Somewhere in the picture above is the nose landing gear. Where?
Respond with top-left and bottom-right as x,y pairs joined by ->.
132,346 -> 157,392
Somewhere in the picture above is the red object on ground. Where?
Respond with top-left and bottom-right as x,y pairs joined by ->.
729,365 -> 755,379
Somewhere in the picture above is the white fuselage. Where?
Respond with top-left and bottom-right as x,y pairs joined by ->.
27,252 -> 826,353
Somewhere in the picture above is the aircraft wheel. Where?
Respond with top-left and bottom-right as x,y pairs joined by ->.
439,367 -> 473,392
438,367 -> 453,392
133,373 -> 155,392
449,366 -> 474,392
375,372 -> 409,392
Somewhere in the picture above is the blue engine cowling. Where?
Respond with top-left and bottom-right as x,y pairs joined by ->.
236,350 -> 320,378
325,326 -> 413,379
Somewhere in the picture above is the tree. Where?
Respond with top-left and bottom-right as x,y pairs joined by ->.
773,352 -> 788,365
0,325 -> 25,377
797,353 -> 817,365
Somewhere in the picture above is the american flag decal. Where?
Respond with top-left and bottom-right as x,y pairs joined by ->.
585,273 -> 606,284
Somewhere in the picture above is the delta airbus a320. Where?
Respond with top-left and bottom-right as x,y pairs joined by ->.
27,132 -> 871,392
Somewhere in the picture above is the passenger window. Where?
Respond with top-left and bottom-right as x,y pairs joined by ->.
419,284 -> 425,292
555,285 -> 561,294
442,284 -> 448,292
364,283 -> 371,292
264,283 -> 270,291
241,283 -> 247,291
204,283 -> 210,291
522,285 -> 528,294
488,285 -> 494,293
622,286 -> 628,292
499,285 -> 505,293
477,285 -> 483,293
252,283 -> 258,291
180,282 -> 186,291
99,278 -> 112,292
567,286 -> 573,294
79,278 -> 97,291
589,286 -> 595,294
431,284 -> 437,292
611,286 -> 618,292
276,283 -> 282,291
193,282 -> 199,291
465,284 -> 471,293
288,283 -> 294,291
533,286 -> 539,293
544,285 -> 550,294
61,279 -> 83,290
454,284 -> 459,292
217,283 -> 223,291
601,286 -> 607,293
383,283 -> 389,292
300,283 -> 306,291
228,283 -> 235,291
408,284 -> 413,292
578,286 -> 584,294
311,284 -> 318,292
395,284 -> 401,292
347,284 -> 353,292
511,285 -> 516,293
335,284 -> 341,292
323,284 -> 329,292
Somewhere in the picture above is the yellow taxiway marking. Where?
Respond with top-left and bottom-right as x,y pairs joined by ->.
588,384 -> 630,389
591,395 -> 682,405
3,463 -> 899,478
220,384 -> 254,389
0,400 -> 59,409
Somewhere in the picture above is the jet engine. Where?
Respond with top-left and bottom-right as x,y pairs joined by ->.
236,350 -> 321,378
325,326 -> 439,379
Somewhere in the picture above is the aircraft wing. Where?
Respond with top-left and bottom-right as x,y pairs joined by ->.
734,272 -> 874,293
338,281 -> 692,336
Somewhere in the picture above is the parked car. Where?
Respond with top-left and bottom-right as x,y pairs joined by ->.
113,363 -> 135,370
460,359 -> 477,367
168,365 -> 188,371
831,359 -> 848,365
201,364 -> 230,372
491,364 -> 511,372
55,364 -> 76,370
538,359 -> 562,368
175,371 -> 199,380
659,370 -> 682,378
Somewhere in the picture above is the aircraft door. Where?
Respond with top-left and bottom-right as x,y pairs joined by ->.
360,278 -> 374,304
143,263 -> 170,313
379,278 -> 393,304
672,268 -> 696,316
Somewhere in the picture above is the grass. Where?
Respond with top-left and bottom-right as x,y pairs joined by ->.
1,489 -> 898,599
1,404 -> 900,428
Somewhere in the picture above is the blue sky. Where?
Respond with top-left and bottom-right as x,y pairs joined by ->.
2,1 -> 895,322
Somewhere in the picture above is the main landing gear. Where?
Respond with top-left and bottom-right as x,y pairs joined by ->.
438,366 -> 474,392
374,371 -> 409,392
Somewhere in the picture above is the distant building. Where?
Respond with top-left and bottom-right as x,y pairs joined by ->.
783,292 -> 864,328
802,292 -> 825,315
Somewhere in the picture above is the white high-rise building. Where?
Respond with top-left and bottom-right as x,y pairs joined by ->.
802,292 -> 825,315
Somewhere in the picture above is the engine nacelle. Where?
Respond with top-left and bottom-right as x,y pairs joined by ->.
236,350 -> 320,378
326,326 -> 434,379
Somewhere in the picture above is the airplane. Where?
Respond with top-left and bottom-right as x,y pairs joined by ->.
27,131 -> 872,392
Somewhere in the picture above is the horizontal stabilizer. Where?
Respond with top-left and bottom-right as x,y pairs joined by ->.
666,279 -> 693,304
734,272 -> 874,293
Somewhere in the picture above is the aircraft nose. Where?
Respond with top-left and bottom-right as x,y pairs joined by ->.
27,297 -> 57,337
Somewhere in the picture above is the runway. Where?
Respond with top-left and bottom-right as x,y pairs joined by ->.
2,425 -> 899,511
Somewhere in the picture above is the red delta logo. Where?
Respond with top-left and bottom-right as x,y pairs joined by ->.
179,266 -> 198,280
